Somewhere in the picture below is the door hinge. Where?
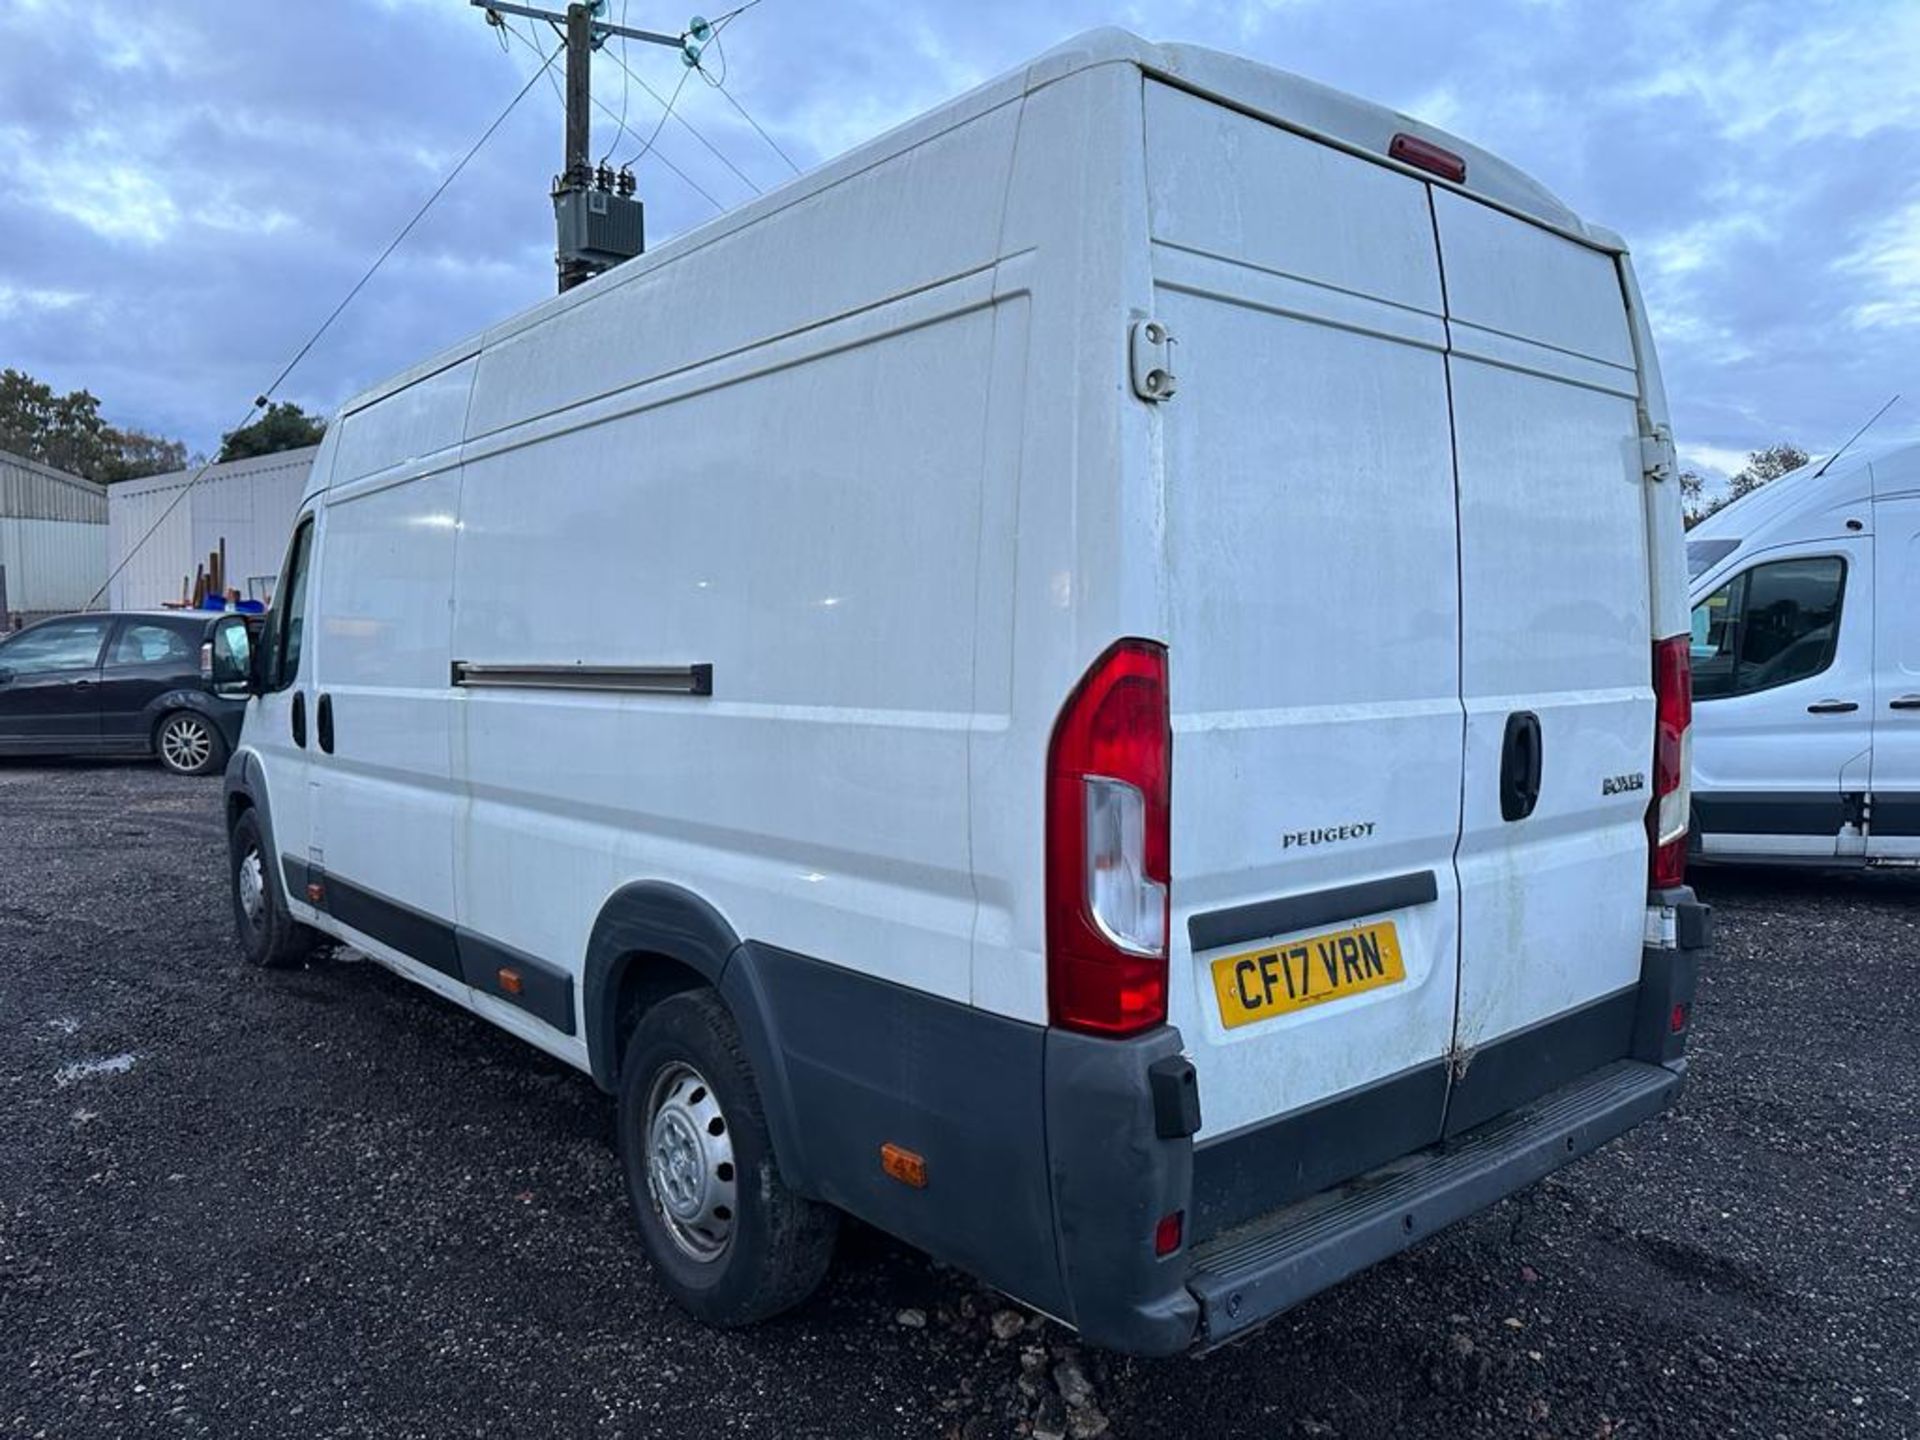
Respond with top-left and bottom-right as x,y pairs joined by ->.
1640,424 -> 1675,482
1130,318 -> 1178,402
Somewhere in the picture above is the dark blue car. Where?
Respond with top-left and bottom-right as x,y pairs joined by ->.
0,610 -> 254,775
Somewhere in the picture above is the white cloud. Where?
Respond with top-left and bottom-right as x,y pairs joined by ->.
1618,1 -> 1920,143
1677,442 -> 1753,479
0,283 -> 85,318
1838,196 -> 1920,332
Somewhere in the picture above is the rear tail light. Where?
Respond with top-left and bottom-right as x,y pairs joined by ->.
1648,634 -> 1692,889
1390,132 -> 1467,183
199,641 -> 214,681
1046,640 -> 1171,1036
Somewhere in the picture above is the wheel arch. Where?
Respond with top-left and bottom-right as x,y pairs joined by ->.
584,881 -> 810,1190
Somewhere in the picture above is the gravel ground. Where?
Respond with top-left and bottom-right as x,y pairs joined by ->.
2,760 -> 1915,1439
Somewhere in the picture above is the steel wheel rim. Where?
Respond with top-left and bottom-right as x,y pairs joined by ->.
237,847 -> 266,928
161,716 -> 212,772
644,1061 -> 737,1263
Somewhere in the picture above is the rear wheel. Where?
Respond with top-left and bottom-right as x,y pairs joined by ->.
618,989 -> 838,1325
229,808 -> 316,969
156,711 -> 227,777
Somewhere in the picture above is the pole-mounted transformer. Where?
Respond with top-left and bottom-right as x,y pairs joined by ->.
475,1 -> 712,292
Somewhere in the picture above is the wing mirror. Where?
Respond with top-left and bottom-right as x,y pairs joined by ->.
245,627 -> 271,695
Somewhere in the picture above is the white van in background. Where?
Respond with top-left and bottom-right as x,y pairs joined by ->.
1687,440 -> 1920,865
222,29 -> 1706,1353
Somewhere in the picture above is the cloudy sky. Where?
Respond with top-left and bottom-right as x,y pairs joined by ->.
1,0 -> 1916,481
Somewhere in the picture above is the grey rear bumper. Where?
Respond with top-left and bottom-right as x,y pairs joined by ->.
1185,1057 -> 1684,1350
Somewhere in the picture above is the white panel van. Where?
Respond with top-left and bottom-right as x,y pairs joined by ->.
223,30 -> 1707,1353
1687,440 -> 1920,864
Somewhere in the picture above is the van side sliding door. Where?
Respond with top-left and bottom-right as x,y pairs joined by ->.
1690,542 -> 1871,860
305,465 -> 468,1004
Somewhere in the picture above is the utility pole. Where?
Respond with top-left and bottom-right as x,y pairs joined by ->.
559,3 -> 596,291
474,1 -> 705,292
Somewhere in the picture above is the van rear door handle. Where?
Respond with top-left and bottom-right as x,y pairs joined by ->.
1499,710 -> 1543,822
1807,699 -> 1858,714
317,693 -> 334,755
1891,695 -> 1920,711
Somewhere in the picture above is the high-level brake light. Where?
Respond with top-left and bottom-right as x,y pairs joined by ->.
1046,640 -> 1171,1036
1649,635 -> 1693,889
1390,132 -> 1467,183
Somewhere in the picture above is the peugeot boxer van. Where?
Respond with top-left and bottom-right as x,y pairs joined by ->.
1687,440 -> 1920,865
223,30 -> 1706,1353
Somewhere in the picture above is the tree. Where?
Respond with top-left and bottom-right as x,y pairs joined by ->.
97,428 -> 189,483
1678,468 -> 1707,529
1685,441 -> 1810,527
0,367 -> 191,483
1725,443 -> 1809,503
218,402 -> 325,462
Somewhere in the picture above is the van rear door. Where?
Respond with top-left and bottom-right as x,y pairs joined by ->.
1431,192 -> 1655,1132
1146,83 -> 1465,1236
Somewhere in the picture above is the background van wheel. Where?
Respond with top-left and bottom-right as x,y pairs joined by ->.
229,808 -> 317,969
156,711 -> 228,776
619,989 -> 838,1326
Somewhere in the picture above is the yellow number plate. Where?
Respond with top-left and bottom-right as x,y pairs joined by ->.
1210,920 -> 1405,1030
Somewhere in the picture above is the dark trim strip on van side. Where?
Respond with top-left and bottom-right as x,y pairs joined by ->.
1187,870 -> 1439,954
451,661 -> 713,696
279,855 -> 576,1035
1869,794 -> 1920,838
1693,790 -> 1845,838
455,929 -> 577,1034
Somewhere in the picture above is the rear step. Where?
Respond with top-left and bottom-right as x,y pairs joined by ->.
1187,1059 -> 1683,1349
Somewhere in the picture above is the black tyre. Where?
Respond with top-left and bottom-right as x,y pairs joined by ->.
155,710 -> 228,777
618,989 -> 838,1325
229,808 -> 317,970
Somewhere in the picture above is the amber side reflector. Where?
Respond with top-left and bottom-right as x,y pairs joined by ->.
305,882 -> 326,905
498,968 -> 524,997
1389,132 -> 1467,182
880,1143 -> 927,1189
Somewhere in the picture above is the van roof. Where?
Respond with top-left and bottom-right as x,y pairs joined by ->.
1689,439 -> 1920,551
342,28 -> 1610,421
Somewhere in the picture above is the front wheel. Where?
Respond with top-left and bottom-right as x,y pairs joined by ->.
229,808 -> 316,969
155,711 -> 228,777
618,989 -> 838,1326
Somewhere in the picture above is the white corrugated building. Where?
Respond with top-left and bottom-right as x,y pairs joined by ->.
107,446 -> 316,610
0,449 -> 109,623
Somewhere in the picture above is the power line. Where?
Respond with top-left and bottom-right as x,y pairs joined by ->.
497,13 -> 725,212
622,60 -> 694,170
597,0 -> 633,165
710,0 -> 766,28
600,40 -> 762,195
89,42 -> 564,609
709,74 -> 801,176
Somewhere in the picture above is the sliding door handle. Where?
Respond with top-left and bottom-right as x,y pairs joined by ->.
1890,695 -> 1920,711
1806,699 -> 1858,714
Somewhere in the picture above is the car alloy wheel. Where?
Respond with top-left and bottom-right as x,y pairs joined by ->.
158,714 -> 214,774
